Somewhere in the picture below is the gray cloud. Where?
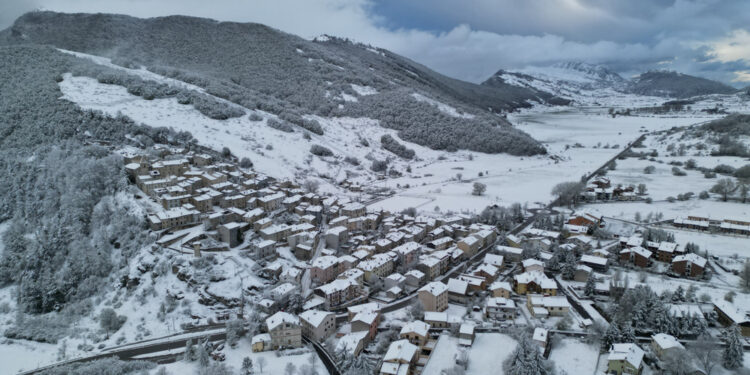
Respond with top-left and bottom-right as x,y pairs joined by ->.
2,0 -> 748,86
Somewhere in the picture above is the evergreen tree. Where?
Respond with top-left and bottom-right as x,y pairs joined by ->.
722,325 -> 744,369
584,275 -> 597,296
184,339 -> 194,361
561,251 -> 577,280
241,357 -> 253,374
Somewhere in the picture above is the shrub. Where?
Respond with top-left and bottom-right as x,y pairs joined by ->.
699,191 -> 710,199
734,164 -> 750,179
472,182 -> 487,196
343,156 -> 360,165
248,113 -> 263,121
300,119 -> 324,135
239,157 -> 253,168
704,171 -> 717,178
380,134 -> 415,160
685,159 -> 697,169
310,144 -> 333,157
267,118 -> 294,133
643,166 -> 656,174
371,159 -> 388,172
714,164 -> 736,175
671,167 -> 686,176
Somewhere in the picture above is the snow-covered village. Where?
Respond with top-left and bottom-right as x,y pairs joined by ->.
1,2 -> 750,375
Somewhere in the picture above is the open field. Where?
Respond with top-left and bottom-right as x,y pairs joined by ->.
371,111 -> 718,213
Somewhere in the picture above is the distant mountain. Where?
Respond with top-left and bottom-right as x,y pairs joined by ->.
483,62 -> 634,105
483,62 -> 738,104
0,11 -> 568,156
628,70 -> 737,98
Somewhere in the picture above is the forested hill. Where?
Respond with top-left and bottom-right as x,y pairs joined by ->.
0,11 -> 557,156
627,71 -> 737,98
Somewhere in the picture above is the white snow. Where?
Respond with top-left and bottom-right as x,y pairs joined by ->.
466,333 -> 517,375
350,84 -> 378,96
370,110 -> 717,214
410,93 -> 475,119
549,338 -> 599,375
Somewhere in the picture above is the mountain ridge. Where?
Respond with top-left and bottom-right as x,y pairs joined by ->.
1,11 -> 563,156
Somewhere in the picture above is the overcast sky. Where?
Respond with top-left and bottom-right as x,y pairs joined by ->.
2,0 -> 749,86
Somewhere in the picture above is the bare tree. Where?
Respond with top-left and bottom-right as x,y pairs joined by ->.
552,181 -> 585,207
710,178 -> 737,202
689,333 -> 719,375
303,179 -> 320,193
739,261 -> 750,290
257,357 -> 267,373
472,182 -> 487,196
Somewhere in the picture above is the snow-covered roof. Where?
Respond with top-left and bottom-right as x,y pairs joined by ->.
405,269 -> 425,279
652,333 -> 683,350
513,271 -> 556,289
713,301 -> 749,324
460,235 -> 480,246
336,331 -> 368,355
326,226 -> 348,236
672,253 -> 707,268
580,254 -> 608,266
522,259 -> 544,269
490,281 -> 512,291
348,302 -> 380,316
459,323 -> 475,335
533,327 -> 548,342
266,311 -> 299,330
316,278 -> 357,295
299,310 -> 332,328
352,311 -> 378,325
420,281 -> 448,296
447,278 -> 469,295
383,339 -> 418,363
312,255 -> 339,269
620,246 -> 652,258
400,320 -> 430,337
608,343 -> 644,368
657,242 -> 678,252
484,254 -> 504,267
497,245 -> 523,255
487,297 -> 515,309
251,333 -> 271,344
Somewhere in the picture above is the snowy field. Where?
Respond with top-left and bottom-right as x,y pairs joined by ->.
0,337 -> 58,374
466,333 -> 517,375
421,334 -> 460,374
371,110 -> 718,214
148,340 -> 328,375
549,338 -> 599,375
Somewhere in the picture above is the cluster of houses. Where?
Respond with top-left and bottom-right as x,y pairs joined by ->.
580,177 -> 647,202
618,234 -> 707,278
674,214 -> 750,236
123,146 -> 749,375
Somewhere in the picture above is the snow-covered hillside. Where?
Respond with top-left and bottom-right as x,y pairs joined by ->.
486,61 -> 745,108
488,62 -> 662,107
57,51 -> 476,199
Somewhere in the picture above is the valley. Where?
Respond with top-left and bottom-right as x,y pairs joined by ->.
0,9 -> 749,375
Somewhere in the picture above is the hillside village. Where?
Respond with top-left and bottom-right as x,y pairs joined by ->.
111,142 -> 750,375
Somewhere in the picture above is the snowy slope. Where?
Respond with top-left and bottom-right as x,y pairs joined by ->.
485,62 -> 745,108
486,62 -> 663,107
56,51 -> 460,197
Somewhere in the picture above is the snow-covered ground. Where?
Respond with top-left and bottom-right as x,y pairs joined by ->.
371,110 -> 718,214
0,337 -> 58,374
148,340 -> 328,375
549,338 -> 599,375
421,334 -> 460,374
466,333 -> 517,375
